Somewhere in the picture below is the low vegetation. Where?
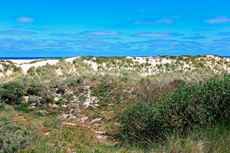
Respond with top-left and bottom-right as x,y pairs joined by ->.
0,55 -> 230,152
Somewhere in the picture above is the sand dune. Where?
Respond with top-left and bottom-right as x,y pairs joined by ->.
0,55 -> 229,78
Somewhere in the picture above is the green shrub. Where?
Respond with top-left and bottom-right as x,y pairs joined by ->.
169,56 -> 177,59
81,56 -> 94,61
39,91 -> 53,104
119,76 -> 129,82
119,74 -> 230,144
59,57 -> 67,61
0,102 -> 5,111
0,118 -> 30,153
27,84 -> 45,96
12,66 -> 22,73
98,82 -> 114,91
43,117 -> 63,128
164,74 -> 230,130
27,66 -> 36,76
68,77 -> 84,87
14,103 -> 33,113
119,102 -> 163,144
194,62 -> 205,68
76,77 -> 83,85
169,78 -> 186,88
135,79 -> 173,104
0,82 -> 24,105
56,86 -> 65,95
27,84 -> 53,104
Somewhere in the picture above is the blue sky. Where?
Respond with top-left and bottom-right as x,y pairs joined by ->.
0,0 -> 230,57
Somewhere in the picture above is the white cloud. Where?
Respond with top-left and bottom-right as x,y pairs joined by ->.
134,18 -> 174,25
204,16 -> 230,24
17,17 -> 34,23
134,21 -> 143,24
137,8 -> 156,11
154,19 -> 174,24
0,30 -> 36,35
134,32 -> 177,37
171,15 -> 181,18
80,31 -> 120,36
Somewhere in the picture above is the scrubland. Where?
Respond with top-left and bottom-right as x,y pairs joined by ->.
0,54 -> 230,153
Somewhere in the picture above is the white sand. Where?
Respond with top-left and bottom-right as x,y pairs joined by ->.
0,73 -> 4,78
83,60 -> 98,70
0,64 -> 4,71
11,60 -> 39,65
10,57 -> 80,74
62,122 -> 77,126
225,58 -> 230,62
5,70 -> 13,76
55,68 -> 63,76
19,59 -> 59,74
64,56 -> 80,63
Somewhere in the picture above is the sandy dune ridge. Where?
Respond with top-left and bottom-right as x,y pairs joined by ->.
0,55 -> 230,78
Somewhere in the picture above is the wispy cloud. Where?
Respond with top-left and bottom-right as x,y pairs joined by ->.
182,36 -> 207,40
171,15 -> 181,18
133,32 -> 183,37
216,32 -> 230,36
49,33 -> 78,37
80,31 -> 120,36
213,37 -> 230,45
16,17 -> 34,23
204,16 -> 230,24
154,19 -> 174,24
88,37 -> 122,40
192,28 -> 213,31
11,26 -> 23,28
134,18 -> 174,25
11,26 -> 46,31
72,40 -> 112,47
1,37 -> 230,56
0,30 -> 36,35
26,27 -> 46,31
137,8 -> 156,11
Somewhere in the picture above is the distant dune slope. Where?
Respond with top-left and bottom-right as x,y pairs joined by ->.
0,55 -> 230,82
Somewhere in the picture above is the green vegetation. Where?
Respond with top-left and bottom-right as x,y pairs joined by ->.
0,117 -> 30,153
0,55 -> 230,152
119,74 -> 230,145
27,66 -> 36,76
0,81 -> 24,105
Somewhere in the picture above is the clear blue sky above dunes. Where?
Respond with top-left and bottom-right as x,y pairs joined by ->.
0,0 -> 230,57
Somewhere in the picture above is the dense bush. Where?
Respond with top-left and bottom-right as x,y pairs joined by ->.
27,84 -> 54,104
98,82 -> 114,91
27,84 -> 45,96
56,86 -> 65,95
0,118 -> 30,153
0,82 -> 24,105
134,79 -> 174,104
119,102 -> 163,144
119,76 -> 129,82
15,103 -> 33,113
81,56 -> 94,61
164,74 -> 230,130
12,66 -> 22,73
76,77 -> 83,85
119,74 -> 230,144
27,66 -> 36,76
67,77 -> 83,87
169,78 -> 186,88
